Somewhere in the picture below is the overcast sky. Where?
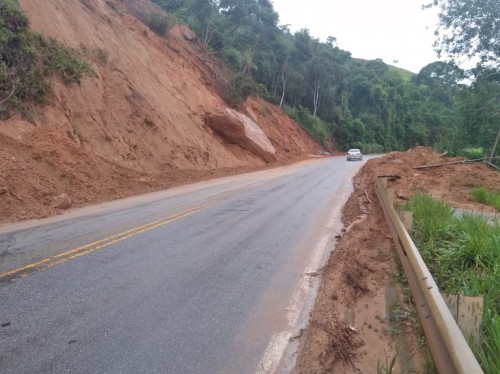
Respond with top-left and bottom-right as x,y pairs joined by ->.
271,0 -> 441,73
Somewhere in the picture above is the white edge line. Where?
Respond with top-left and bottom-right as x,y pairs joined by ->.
255,198 -> 345,374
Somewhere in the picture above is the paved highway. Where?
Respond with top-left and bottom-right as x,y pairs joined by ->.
0,156 -> 367,374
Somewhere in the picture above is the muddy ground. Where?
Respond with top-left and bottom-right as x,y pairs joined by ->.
295,147 -> 500,373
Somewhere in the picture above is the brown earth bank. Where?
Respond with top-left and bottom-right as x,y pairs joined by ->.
295,147 -> 500,373
0,0 -> 322,224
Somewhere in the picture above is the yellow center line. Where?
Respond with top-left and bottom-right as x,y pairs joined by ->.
0,203 -> 214,283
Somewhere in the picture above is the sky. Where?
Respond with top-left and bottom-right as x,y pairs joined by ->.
271,0 -> 442,74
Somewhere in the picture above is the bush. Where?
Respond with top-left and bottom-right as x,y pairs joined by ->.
142,12 -> 171,36
282,105 -> 330,147
43,38 -> 96,83
0,0 -> 95,115
0,0 -> 29,32
461,147 -> 484,160
125,1 -> 173,36
222,73 -> 257,106
223,48 -> 243,72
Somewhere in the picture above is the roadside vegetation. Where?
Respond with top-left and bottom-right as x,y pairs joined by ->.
402,194 -> 500,373
281,104 -> 330,147
0,0 -> 95,118
461,147 -> 485,160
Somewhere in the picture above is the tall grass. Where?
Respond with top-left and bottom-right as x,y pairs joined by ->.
472,187 -> 500,211
402,194 -> 500,373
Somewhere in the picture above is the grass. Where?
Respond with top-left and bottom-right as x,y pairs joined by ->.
472,187 -> 500,211
461,147 -> 485,160
402,194 -> 500,373
377,352 -> 398,374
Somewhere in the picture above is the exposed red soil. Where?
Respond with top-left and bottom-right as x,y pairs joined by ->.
296,147 -> 500,373
0,0 -> 322,225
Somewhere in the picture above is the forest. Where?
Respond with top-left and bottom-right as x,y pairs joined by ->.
152,0 -> 499,157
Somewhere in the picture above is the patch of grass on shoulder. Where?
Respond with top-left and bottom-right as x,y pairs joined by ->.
402,194 -> 500,373
472,187 -> 500,211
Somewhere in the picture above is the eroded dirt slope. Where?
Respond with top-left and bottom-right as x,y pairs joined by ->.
0,0 -> 321,224
296,147 -> 500,373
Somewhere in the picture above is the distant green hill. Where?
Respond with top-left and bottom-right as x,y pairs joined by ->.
353,58 -> 415,81
387,64 -> 415,81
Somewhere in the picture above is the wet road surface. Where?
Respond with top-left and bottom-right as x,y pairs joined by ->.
0,156 -> 368,374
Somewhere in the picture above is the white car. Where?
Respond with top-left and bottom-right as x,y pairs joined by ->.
347,148 -> 363,161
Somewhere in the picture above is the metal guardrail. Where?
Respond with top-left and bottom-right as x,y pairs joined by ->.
375,176 -> 483,374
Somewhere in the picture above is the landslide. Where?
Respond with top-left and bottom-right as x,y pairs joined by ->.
296,147 -> 500,373
0,0 -> 321,224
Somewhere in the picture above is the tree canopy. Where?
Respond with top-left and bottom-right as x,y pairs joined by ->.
426,0 -> 500,73
427,0 -> 499,162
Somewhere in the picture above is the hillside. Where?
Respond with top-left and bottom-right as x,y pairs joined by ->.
0,0 -> 321,224
353,58 -> 416,81
387,64 -> 415,81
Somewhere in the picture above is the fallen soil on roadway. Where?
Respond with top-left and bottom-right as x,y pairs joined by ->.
295,147 -> 500,373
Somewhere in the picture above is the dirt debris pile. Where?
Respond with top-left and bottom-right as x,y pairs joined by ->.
360,147 -> 500,209
296,147 -> 500,373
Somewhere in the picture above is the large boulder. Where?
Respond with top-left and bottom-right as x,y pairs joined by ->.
205,108 -> 276,162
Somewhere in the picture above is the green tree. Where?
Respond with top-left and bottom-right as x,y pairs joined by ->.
458,78 -> 500,150
413,61 -> 465,86
427,0 -> 500,72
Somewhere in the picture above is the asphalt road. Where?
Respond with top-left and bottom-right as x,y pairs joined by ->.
0,156 -> 367,374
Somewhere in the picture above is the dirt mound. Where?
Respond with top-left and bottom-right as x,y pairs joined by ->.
0,0 -> 321,224
360,147 -> 500,210
296,147 -> 500,373
0,125 -> 161,222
